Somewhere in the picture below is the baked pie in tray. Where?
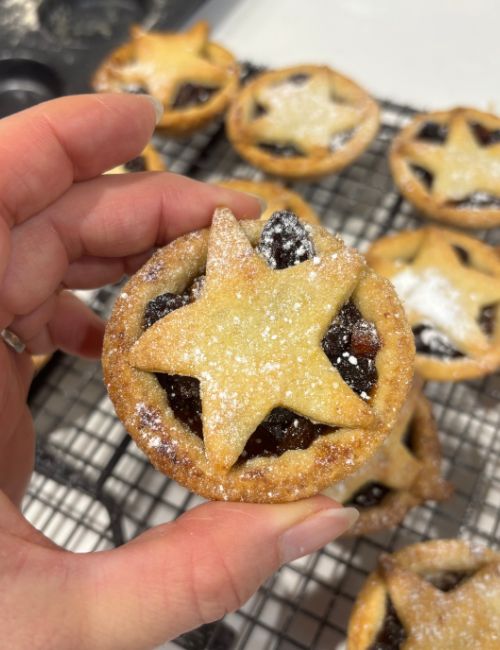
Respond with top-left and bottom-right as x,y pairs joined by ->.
390,107 -> 500,228
323,377 -> 452,535
106,143 -> 166,174
367,227 -> 500,381
348,539 -> 500,650
103,209 -> 414,502
93,21 -> 239,136
216,178 -> 320,224
226,65 -> 380,179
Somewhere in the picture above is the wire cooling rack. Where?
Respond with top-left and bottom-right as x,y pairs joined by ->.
26,96 -> 500,650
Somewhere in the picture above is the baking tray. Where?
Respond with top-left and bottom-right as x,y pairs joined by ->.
0,0 -> 207,117
4,2 -> 499,649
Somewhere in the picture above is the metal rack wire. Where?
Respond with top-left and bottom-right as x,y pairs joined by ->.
27,96 -> 500,650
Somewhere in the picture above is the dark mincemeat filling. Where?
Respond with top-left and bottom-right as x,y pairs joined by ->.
322,301 -> 380,397
124,155 -> 147,172
142,211 -> 380,458
346,481 -> 391,509
258,142 -> 305,158
412,324 -> 464,359
172,83 -> 218,109
257,210 -> 315,269
469,121 -> 500,146
427,570 -> 470,592
257,135 -> 355,158
346,420 -> 415,510
402,422 -> 415,453
369,571 -> 470,649
448,192 -> 500,210
416,121 -> 448,144
452,244 -> 470,265
239,408 -> 330,462
410,164 -> 434,189
368,598 -> 406,650
413,302 -> 496,360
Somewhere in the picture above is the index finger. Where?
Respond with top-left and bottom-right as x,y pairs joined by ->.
0,93 -> 159,227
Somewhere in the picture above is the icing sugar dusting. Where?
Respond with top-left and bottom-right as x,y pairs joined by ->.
392,267 -> 470,337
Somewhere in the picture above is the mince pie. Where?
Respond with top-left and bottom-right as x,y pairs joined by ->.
103,209 -> 414,503
106,143 -> 166,174
93,21 -> 239,135
324,377 -> 452,535
226,65 -> 380,179
348,539 -> 500,650
367,227 -> 500,381
216,178 -> 320,224
390,107 -> 500,228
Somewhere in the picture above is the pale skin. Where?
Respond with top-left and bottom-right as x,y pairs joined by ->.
0,93 -> 356,650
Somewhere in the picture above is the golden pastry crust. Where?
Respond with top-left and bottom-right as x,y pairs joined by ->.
324,377 -> 452,535
93,21 -> 239,136
32,355 -> 51,373
103,209 -> 414,503
226,65 -> 380,179
216,178 -> 320,224
390,107 -> 500,228
348,539 -> 500,650
107,143 -> 166,174
367,227 -> 500,381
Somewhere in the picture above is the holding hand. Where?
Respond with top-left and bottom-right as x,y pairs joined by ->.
0,93 -> 356,650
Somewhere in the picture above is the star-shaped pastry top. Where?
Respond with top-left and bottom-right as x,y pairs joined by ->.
129,208 -> 375,471
248,71 -> 363,153
402,112 -> 500,203
378,229 -> 500,357
380,555 -> 500,649
109,22 -> 229,106
326,380 -> 421,503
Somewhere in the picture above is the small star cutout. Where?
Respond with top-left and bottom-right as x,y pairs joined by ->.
403,112 -> 500,203
130,208 -> 375,471
380,555 -> 500,649
328,390 -> 420,502
110,22 -> 229,106
249,71 -> 363,152
385,229 -> 500,357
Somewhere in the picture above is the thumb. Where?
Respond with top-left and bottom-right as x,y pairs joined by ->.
76,497 -> 357,650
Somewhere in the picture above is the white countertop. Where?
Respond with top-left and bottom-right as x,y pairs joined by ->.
188,0 -> 500,112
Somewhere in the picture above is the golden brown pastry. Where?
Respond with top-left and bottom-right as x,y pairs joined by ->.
324,377 -> 452,535
216,178 -> 320,224
93,21 -> 239,135
367,227 -> 500,381
103,209 -> 414,503
226,65 -> 379,179
348,539 -> 500,650
32,355 -> 51,373
390,107 -> 500,228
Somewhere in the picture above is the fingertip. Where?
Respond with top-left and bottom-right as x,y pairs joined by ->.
209,185 -> 264,221
137,94 -> 164,125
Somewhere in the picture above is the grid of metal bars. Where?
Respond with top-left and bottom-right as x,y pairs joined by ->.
27,96 -> 500,650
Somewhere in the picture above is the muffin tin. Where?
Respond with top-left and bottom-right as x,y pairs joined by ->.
0,0 -> 206,118
8,2 -> 500,649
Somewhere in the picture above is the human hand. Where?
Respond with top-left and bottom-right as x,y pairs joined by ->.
0,94 -> 357,649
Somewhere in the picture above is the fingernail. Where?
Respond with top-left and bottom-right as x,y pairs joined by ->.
279,507 -> 359,564
140,94 -> 164,125
243,192 -> 267,213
